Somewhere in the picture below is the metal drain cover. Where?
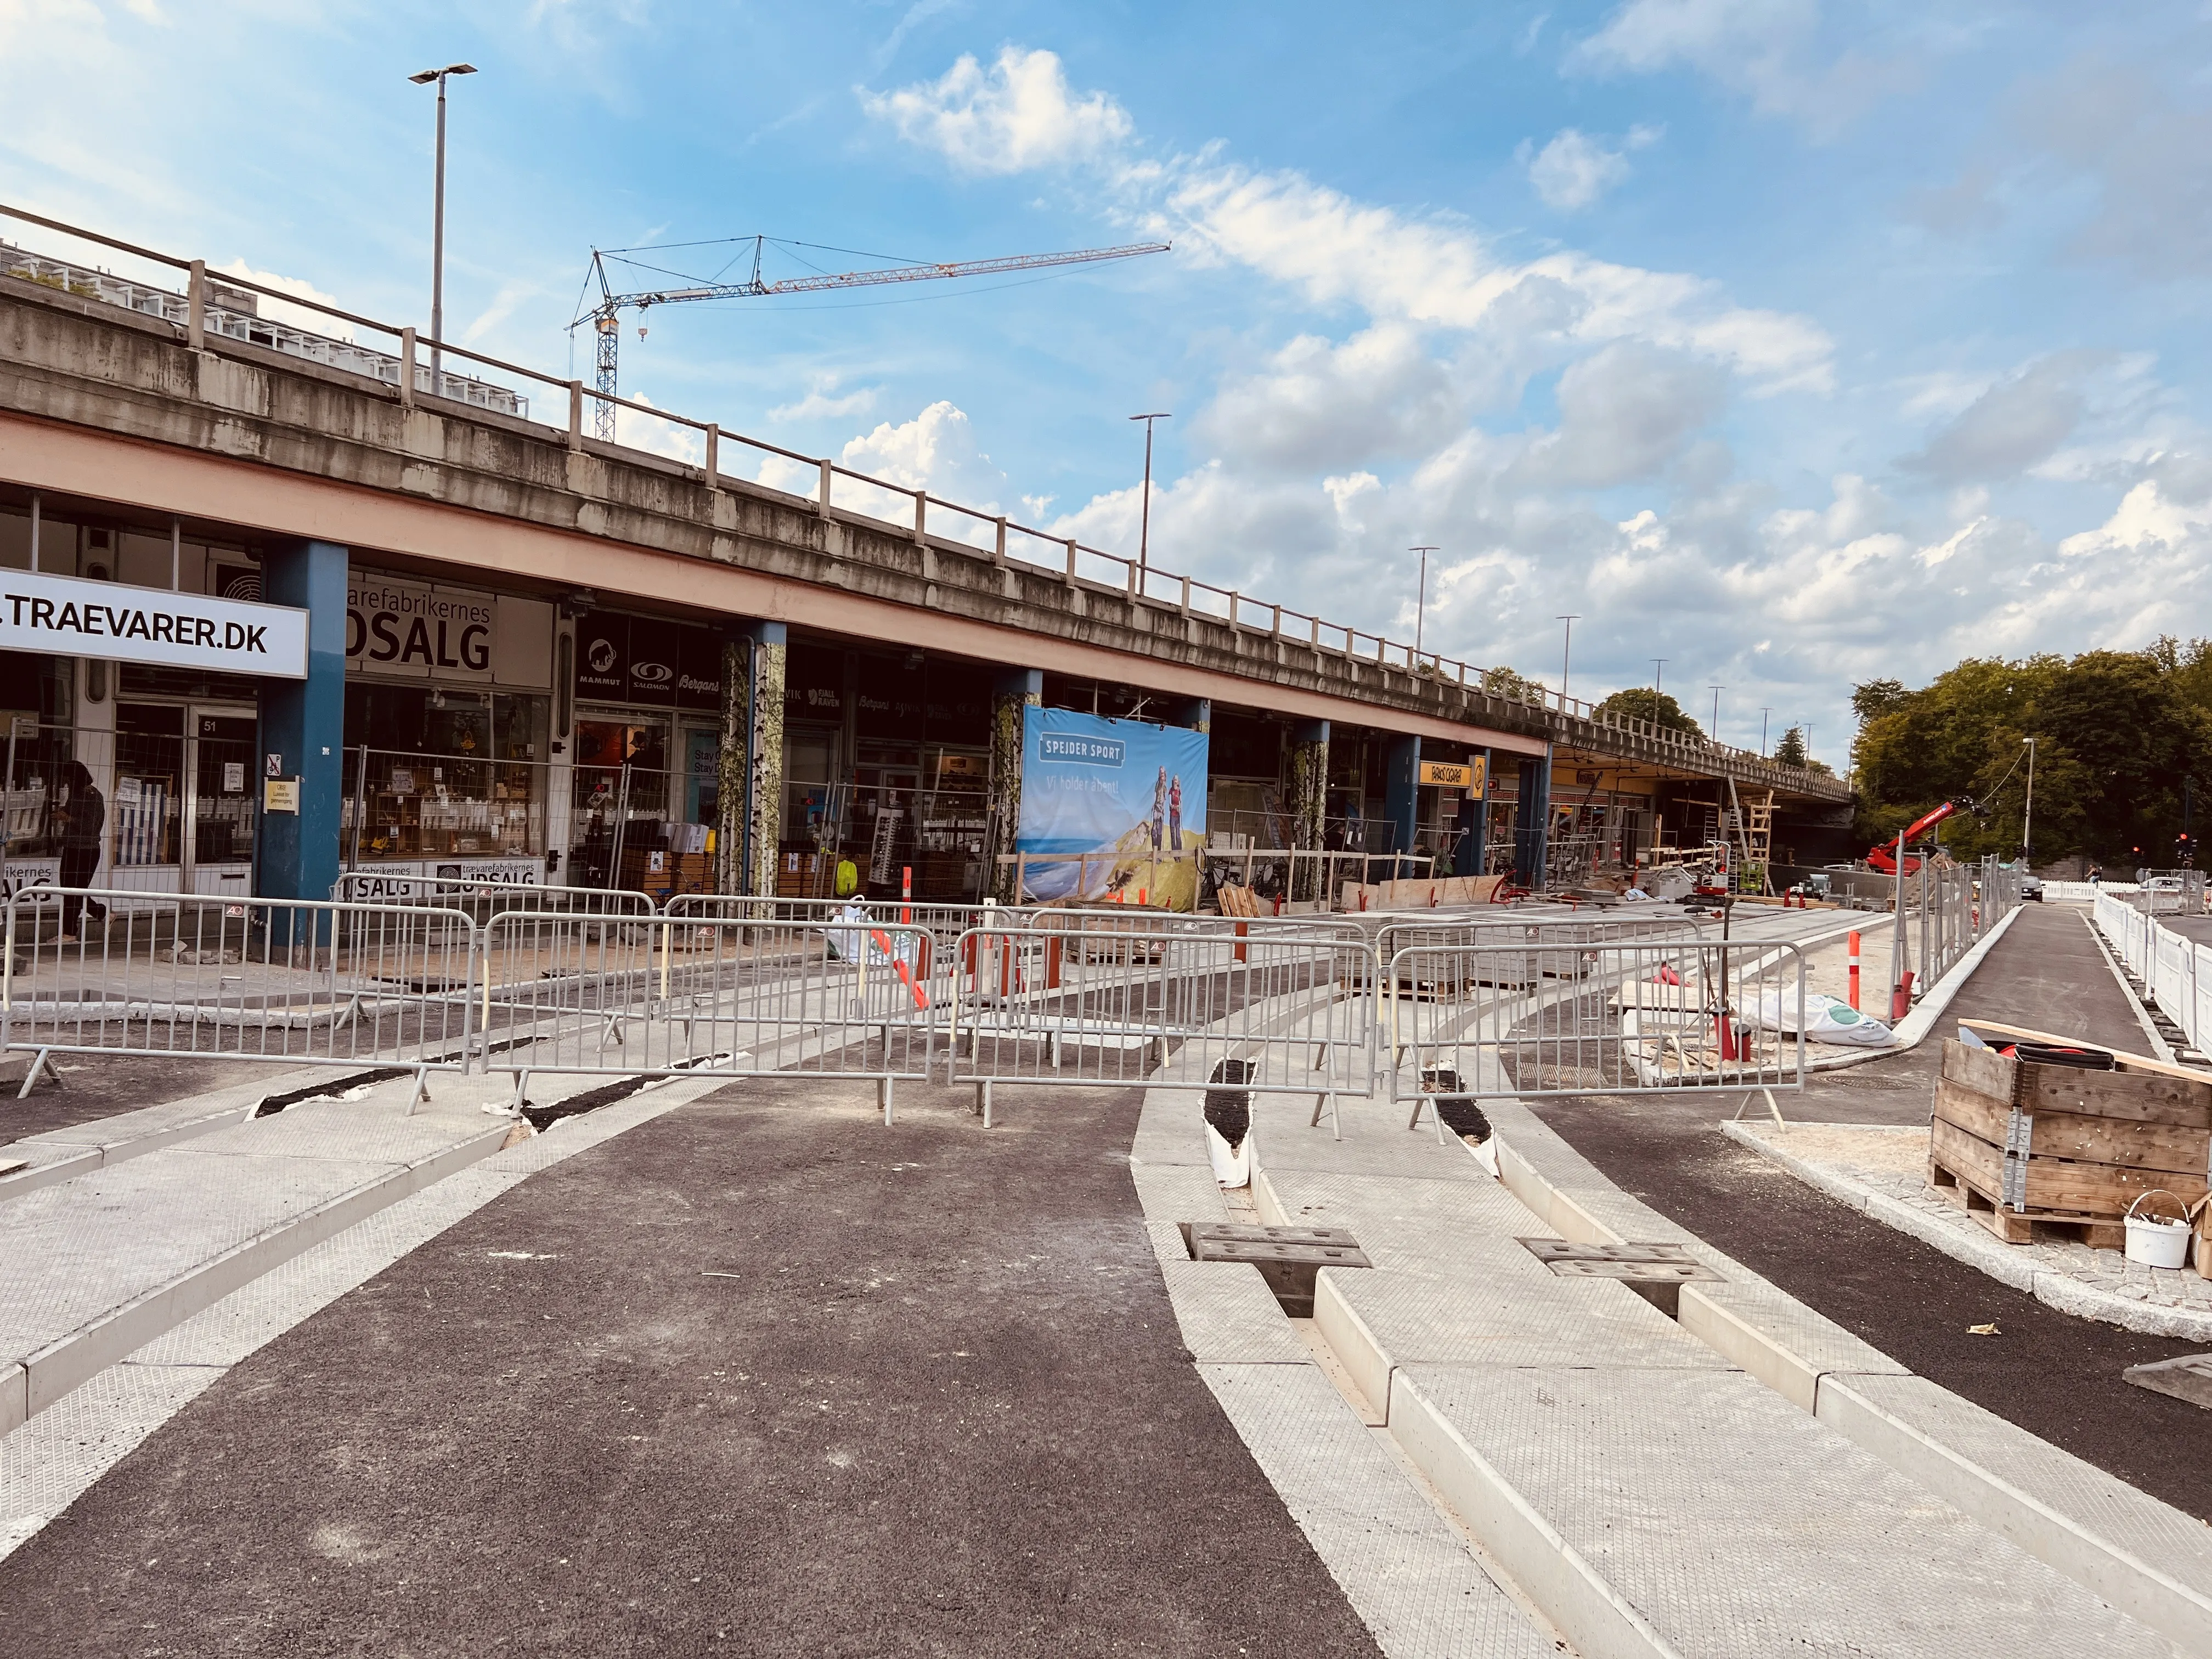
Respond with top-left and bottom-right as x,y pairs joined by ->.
1188,1222 -> 1371,1268
1517,1237 -> 1723,1284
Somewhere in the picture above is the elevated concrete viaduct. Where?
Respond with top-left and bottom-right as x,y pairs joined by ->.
0,221 -> 1849,907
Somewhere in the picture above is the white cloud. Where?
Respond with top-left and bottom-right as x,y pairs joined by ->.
1570,0 -> 1915,138
768,375 -> 881,424
213,258 -> 352,342
613,393 -> 703,466
862,46 -> 1133,174
1522,124 -> 1661,211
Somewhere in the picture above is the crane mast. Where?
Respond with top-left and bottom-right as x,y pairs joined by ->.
575,237 -> 1170,440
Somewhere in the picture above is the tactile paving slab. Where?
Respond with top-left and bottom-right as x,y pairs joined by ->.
1400,1363 -> 2180,1656
1201,1362 -> 1555,1659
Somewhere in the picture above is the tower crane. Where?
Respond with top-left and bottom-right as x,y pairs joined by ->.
572,235 -> 1171,440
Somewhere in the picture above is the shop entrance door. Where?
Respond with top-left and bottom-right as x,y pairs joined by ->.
188,706 -> 257,896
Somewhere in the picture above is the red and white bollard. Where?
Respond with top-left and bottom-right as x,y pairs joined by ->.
1847,930 -> 1860,1010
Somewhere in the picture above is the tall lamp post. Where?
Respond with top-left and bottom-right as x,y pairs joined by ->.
1759,707 -> 1773,757
1409,546 -> 1438,656
408,61 -> 477,400
1555,613 -> 1581,704
1130,413 -> 1171,586
1651,659 -> 1667,701
1708,685 -> 1724,743
2022,737 -> 2036,864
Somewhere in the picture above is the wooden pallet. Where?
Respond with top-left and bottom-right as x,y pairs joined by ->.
1928,1153 -> 2128,1249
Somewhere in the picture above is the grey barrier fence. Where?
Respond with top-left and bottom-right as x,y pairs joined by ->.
1384,938 -> 1808,1134
476,911 -> 936,1121
5,884 -> 1829,1134
335,872 -> 658,921
1,887 -> 479,1103
943,917 -> 1378,1131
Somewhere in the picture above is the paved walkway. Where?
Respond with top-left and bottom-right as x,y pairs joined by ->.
0,1076 -> 1385,1657
1531,901 -> 2212,1520
1729,1119 -> 2212,1337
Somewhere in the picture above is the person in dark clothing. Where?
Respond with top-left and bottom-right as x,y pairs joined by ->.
55,761 -> 108,941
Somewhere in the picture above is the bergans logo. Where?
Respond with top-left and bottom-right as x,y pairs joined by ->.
632,661 -> 673,684
587,638 -> 618,673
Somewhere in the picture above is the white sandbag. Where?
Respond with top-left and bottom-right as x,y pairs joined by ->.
1750,989 -> 1893,1047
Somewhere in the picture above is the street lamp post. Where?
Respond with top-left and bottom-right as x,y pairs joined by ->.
2022,737 -> 2036,863
1652,659 -> 1667,699
1556,614 -> 1581,704
1408,546 -> 1437,657
409,62 -> 477,400
1759,707 -> 1773,757
1130,413 -> 1171,585
1708,685 -> 1724,743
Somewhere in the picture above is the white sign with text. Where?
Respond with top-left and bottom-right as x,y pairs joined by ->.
0,569 -> 308,678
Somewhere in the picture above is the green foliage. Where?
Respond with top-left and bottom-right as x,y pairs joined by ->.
1484,665 -> 1542,702
1850,645 -> 2212,864
1593,687 -> 1700,733
1851,680 -> 1910,724
1773,726 -> 1808,767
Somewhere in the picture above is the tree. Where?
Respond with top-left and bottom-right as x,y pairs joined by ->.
1773,726 -> 1808,767
1483,665 -> 1541,702
1849,644 -> 2212,863
1593,687 -> 1700,734
1851,679 -> 1910,724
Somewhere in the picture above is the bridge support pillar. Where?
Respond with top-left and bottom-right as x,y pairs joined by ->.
1288,719 -> 1328,902
989,668 -> 1042,904
1384,733 -> 1420,878
717,620 -> 785,897
256,538 -> 347,924
1454,748 -> 1492,877
1513,749 -> 1552,890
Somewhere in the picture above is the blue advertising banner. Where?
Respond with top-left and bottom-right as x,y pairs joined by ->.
1017,708 -> 1209,906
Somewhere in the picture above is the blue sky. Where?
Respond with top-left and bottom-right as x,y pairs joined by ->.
4,1 -> 2210,766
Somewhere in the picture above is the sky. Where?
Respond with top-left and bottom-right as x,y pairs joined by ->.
3,0 -> 2209,768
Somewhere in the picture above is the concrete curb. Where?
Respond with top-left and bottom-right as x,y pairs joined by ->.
1720,1119 -> 2212,1340
1815,1374 -> 2212,1658
1504,1114 -> 2212,1656
1,1121 -> 510,1440
1386,1368 -> 1684,1659
0,1106 -> 247,1205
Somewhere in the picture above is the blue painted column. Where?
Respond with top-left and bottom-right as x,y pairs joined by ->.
1513,749 -> 1553,889
256,538 -> 347,915
1384,733 -> 1421,877
1454,748 -> 1492,876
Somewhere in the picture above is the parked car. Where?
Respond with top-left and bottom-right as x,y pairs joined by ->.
2145,876 -> 2183,893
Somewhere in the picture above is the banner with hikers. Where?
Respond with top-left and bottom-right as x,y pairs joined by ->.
1015,709 -> 1209,907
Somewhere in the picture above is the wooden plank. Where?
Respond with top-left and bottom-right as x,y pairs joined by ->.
2019,1063 -> 2212,1130
1932,1077 -> 2011,1145
1940,1039 -> 2017,1102
1930,1118 -> 2005,1197
2014,1155 -> 2206,1218
1957,1018 -> 2212,1089
1933,1079 -> 2212,1177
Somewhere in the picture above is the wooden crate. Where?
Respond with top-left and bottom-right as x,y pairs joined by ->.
1930,1039 -> 2211,1249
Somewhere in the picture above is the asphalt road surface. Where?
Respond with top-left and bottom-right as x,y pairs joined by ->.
0,1075 -> 1385,1658
1533,902 -> 2212,1519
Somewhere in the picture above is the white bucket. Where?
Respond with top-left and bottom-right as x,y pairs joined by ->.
2123,1192 -> 2192,1269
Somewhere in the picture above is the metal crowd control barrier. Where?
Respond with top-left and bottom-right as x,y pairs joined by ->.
477,910 -> 935,1122
335,872 -> 658,919
1384,937 -> 1807,1135
944,915 -> 1378,1132
1,887 -> 478,1104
